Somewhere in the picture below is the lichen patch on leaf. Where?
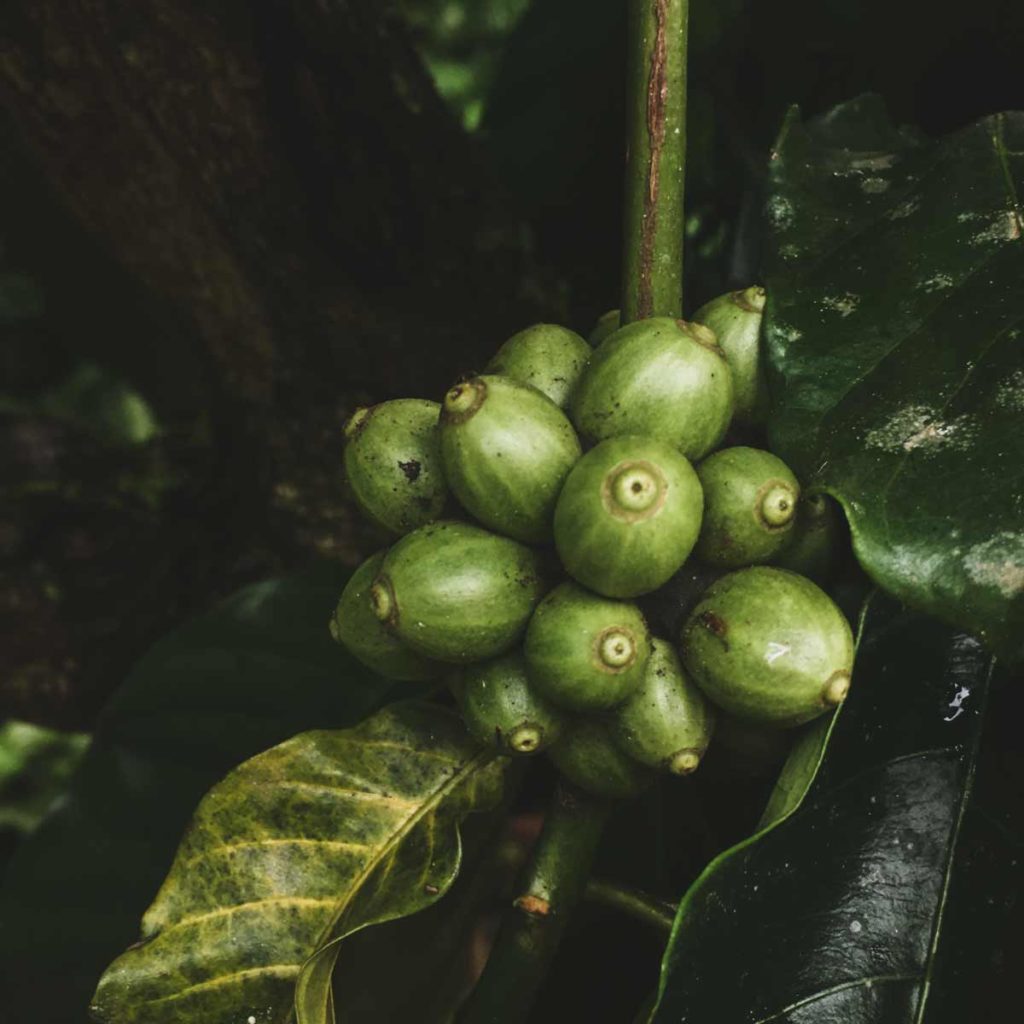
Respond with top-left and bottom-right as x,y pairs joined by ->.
819,293 -> 860,318
995,369 -> 1024,411
864,405 -> 977,455
765,195 -> 795,231
964,532 -> 1024,598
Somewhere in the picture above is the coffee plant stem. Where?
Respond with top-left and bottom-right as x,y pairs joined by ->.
457,783 -> 611,1023
621,0 -> 689,323
584,878 -> 676,933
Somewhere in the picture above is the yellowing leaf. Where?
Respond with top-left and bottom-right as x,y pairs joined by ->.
90,702 -> 507,1024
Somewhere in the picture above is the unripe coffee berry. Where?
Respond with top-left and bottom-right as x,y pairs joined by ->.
524,582 -> 651,712
330,551 -> 439,681
571,316 -> 734,460
680,567 -> 854,728
372,521 -> 548,663
554,435 -> 703,598
694,447 -> 800,567
609,639 -> 714,774
343,399 -> 447,535
693,286 -> 767,427
440,375 -> 581,543
486,324 -> 591,410
455,652 -> 564,755
548,719 -> 654,800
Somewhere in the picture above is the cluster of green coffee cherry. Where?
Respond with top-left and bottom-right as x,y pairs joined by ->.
330,287 -> 854,799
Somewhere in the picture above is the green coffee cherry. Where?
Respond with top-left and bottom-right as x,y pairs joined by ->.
548,719 -> 654,800
372,521 -> 548,663
455,652 -> 564,755
681,567 -> 854,728
554,435 -> 704,598
693,286 -> 768,426
694,447 -> 800,567
329,552 -> 439,681
440,375 -> 581,543
524,582 -> 651,711
570,317 -> 734,460
609,639 -> 714,775
343,399 -> 447,535
772,493 -> 844,584
588,308 -> 621,347
486,324 -> 591,410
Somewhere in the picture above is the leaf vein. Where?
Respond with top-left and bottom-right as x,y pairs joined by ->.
753,972 -> 921,1023
147,963 -> 301,1006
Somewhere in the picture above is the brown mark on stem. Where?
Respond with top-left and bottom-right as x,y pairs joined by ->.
514,894 -> 552,917
638,0 -> 670,318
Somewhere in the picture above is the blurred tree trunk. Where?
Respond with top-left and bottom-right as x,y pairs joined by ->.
0,0 -> 546,727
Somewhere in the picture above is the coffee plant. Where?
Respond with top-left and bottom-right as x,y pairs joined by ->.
3,1 -> 1019,1022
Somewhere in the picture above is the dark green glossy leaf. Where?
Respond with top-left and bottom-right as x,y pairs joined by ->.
651,599 -> 1002,1022
90,702 -> 506,1024
762,96 -> 1024,660
0,565 -> 410,1022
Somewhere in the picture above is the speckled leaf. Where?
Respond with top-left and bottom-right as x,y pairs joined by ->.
651,600 -> 1001,1023
762,96 -> 1024,661
0,564 -> 411,1023
90,702 -> 507,1024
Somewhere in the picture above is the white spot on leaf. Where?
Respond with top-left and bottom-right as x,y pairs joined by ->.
765,195 -> 795,231
864,405 -> 977,454
820,293 -> 860,317
969,210 -> 1021,246
995,370 -> 1024,411
964,533 -> 1024,598
888,197 -> 920,220
919,273 -> 954,293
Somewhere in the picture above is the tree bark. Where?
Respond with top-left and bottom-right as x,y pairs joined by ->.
0,0 -> 546,727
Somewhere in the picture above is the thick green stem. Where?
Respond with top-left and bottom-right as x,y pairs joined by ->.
584,878 -> 676,934
621,0 -> 689,323
457,783 -> 612,1023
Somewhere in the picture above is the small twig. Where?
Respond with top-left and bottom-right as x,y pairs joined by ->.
584,878 -> 676,934
456,782 -> 612,1023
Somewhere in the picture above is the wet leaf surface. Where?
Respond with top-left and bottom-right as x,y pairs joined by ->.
651,599 -> 1014,1023
762,96 -> 1024,660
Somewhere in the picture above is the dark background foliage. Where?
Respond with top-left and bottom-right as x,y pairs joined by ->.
1,0 -> 1022,1021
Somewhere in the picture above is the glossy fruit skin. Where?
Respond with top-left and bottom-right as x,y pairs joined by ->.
548,719 -> 654,800
330,552 -> 439,681
587,308 -> 621,347
343,399 -> 447,535
486,324 -> 591,410
681,567 -> 854,728
373,521 -> 548,663
772,493 -> 844,584
609,639 -> 714,773
524,582 -> 651,711
440,375 -> 581,543
694,447 -> 800,568
570,316 -> 734,461
693,286 -> 767,426
554,435 -> 704,598
455,652 -> 564,755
